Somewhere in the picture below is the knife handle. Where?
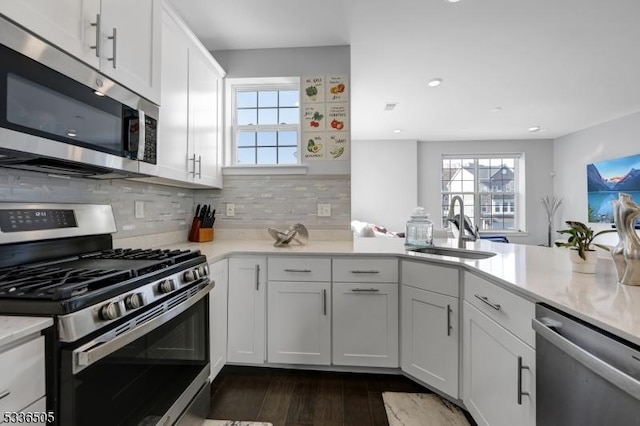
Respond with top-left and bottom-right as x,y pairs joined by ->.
188,218 -> 201,242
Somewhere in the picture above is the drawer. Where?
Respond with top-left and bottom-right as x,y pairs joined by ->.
268,257 -> 331,282
464,272 -> 535,347
0,336 -> 46,415
401,260 -> 459,297
333,257 -> 398,283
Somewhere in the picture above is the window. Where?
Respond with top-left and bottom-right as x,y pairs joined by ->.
441,155 -> 520,232
228,78 -> 300,166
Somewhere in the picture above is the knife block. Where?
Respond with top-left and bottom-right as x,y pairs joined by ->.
189,228 -> 214,242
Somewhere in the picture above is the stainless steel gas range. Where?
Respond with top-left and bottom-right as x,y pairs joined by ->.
0,203 -> 213,426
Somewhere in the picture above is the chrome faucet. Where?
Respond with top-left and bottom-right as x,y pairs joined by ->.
447,196 -> 479,248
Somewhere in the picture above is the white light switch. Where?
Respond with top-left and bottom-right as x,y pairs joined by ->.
226,203 -> 235,217
317,203 -> 331,217
134,201 -> 144,219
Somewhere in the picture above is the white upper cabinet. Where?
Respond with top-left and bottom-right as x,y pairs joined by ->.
0,0 -> 162,105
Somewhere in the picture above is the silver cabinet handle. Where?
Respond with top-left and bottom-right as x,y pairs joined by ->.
284,269 -> 312,273
322,289 -> 327,316
0,389 -> 10,400
474,294 -> 501,311
107,27 -> 117,68
517,356 -> 531,405
197,155 -> 202,178
89,14 -> 100,57
255,265 -> 260,290
447,304 -> 453,336
351,288 -> 380,292
350,270 -> 379,274
189,154 -> 201,177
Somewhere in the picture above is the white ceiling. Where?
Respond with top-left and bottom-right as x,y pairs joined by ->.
168,0 -> 640,141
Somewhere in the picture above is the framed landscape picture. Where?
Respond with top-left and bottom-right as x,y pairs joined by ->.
587,153 -> 640,223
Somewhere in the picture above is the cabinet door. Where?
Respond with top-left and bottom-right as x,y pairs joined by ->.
227,258 -> 266,364
401,285 -> 459,398
99,0 -> 161,104
209,259 -> 228,381
188,47 -> 222,188
267,281 -> 331,365
0,0 -> 100,67
332,282 -> 398,367
463,301 -> 536,426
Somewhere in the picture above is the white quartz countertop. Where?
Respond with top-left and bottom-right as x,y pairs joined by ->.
155,237 -> 640,347
0,316 -> 53,348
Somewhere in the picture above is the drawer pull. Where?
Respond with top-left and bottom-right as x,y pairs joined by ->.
284,269 -> 312,273
0,389 -> 10,400
447,304 -> 453,336
350,270 -> 380,274
322,289 -> 327,316
352,288 -> 380,292
255,264 -> 260,290
517,356 -> 531,405
475,294 -> 501,311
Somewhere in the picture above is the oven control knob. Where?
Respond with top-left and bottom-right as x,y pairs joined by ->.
158,279 -> 176,294
183,269 -> 199,282
198,265 -> 208,277
99,302 -> 121,321
125,292 -> 145,310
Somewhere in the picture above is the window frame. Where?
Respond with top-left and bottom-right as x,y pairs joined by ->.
225,77 -> 301,167
441,154 -> 522,233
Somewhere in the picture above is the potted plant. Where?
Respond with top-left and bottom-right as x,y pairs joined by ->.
554,221 -> 615,273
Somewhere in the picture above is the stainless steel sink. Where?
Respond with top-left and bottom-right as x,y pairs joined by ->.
407,246 -> 497,259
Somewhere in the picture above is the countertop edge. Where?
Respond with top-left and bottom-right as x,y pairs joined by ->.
0,316 -> 53,349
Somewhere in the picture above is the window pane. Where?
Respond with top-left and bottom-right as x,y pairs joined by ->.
237,131 -> 256,147
278,147 -> 297,164
238,109 -> 257,125
237,147 -> 256,164
258,108 -> 278,125
278,131 -> 297,146
257,131 -> 277,146
257,147 -> 277,164
280,90 -> 299,107
279,107 -> 299,124
237,91 -> 257,108
258,91 -> 278,107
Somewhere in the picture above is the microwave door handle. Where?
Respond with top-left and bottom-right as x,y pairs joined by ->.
72,281 -> 213,374
137,110 -> 146,160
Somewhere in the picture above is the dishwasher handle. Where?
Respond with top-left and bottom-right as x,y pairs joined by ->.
532,318 -> 640,401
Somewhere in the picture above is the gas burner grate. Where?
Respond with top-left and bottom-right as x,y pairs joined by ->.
81,248 -> 199,264
0,266 -> 134,300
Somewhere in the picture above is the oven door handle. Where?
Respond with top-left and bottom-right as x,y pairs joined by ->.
532,318 -> 640,400
72,280 -> 213,374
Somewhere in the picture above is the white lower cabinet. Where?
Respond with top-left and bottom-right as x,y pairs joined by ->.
227,257 -> 266,364
267,281 -> 331,365
209,258 -> 228,381
400,261 -> 460,398
332,282 -> 398,367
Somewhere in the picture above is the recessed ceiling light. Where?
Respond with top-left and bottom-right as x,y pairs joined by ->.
427,78 -> 443,87
393,129 -> 402,134
489,107 -> 503,113
528,126 -> 541,133
445,0 -> 461,3
384,102 -> 398,111
66,129 -> 77,137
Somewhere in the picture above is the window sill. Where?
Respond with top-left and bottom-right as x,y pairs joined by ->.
222,165 -> 309,176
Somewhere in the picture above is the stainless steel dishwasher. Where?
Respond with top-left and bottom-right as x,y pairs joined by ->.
532,304 -> 640,426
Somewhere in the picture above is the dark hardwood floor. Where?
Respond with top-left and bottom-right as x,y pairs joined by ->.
208,366 -> 477,426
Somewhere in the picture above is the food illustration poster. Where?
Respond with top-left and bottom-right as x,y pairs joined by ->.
326,103 -> 349,132
303,133 -> 326,161
302,75 -> 325,103
303,104 -> 326,131
326,75 -> 348,103
327,133 -> 349,160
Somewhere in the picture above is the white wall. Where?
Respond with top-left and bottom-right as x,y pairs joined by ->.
213,46 -> 350,175
351,139 -> 418,232
418,139 -> 554,245
553,111 -> 640,247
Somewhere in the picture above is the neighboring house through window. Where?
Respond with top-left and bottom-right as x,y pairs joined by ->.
441,155 -> 521,232
226,77 -> 301,166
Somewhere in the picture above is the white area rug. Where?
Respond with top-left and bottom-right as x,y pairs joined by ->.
202,421 -> 272,426
382,392 -> 470,426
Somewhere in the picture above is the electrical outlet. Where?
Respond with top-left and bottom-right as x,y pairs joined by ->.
317,203 -> 331,217
226,203 -> 235,217
134,201 -> 144,219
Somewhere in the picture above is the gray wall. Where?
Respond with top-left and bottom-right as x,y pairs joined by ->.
553,111 -> 640,248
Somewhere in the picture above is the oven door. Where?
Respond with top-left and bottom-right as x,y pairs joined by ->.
59,281 -> 212,426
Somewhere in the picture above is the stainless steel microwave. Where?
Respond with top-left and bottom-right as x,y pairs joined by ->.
0,15 -> 158,178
